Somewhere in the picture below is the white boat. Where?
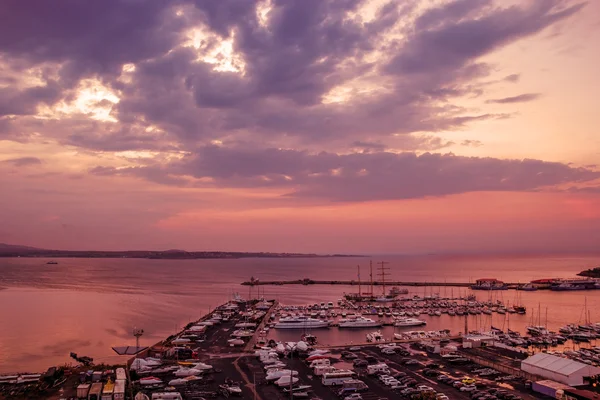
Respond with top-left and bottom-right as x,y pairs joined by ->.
394,317 -> 427,327
228,338 -> 245,346
338,316 -> 382,328
266,369 -> 298,381
192,362 -> 212,371
135,393 -> 150,400
526,325 -> 549,336
296,341 -> 309,352
275,316 -> 331,329
169,375 -> 201,385
139,376 -> 162,385
231,329 -> 254,338
366,331 -> 384,342
174,367 -> 203,377
275,375 -> 299,387
235,322 -> 257,328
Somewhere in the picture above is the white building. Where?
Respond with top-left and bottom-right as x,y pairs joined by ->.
462,334 -> 496,348
521,353 -> 600,386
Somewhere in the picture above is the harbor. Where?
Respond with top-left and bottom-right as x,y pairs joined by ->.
4,288 -> 600,400
2,256 -> 600,400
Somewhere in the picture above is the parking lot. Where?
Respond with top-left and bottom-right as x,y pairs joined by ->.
241,341 -> 549,400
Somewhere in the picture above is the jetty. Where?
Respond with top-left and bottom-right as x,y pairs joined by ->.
241,278 -> 521,287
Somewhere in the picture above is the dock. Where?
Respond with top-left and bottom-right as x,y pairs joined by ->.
241,278 -> 521,287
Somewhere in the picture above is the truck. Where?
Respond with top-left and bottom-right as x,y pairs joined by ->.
88,382 -> 103,400
76,383 -> 90,399
532,380 -> 572,399
366,363 -> 389,376
113,380 -> 126,400
115,368 -> 126,381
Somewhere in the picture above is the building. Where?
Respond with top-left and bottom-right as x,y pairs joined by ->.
521,353 -> 600,386
462,334 -> 496,348
563,388 -> 600,400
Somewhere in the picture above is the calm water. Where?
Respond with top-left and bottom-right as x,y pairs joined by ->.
1,254 -> 599,373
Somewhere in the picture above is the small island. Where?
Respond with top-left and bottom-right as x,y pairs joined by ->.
578,267 -> 600,278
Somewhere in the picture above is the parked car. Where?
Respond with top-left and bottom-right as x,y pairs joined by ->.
382,348 -> 396,355
344,394 -> 362,400
365,356 -> 377,364
344,353 -> 359,360
462,377 -> 476,385
453,381 -> 464,389
461,385 -> 477,392
349,346 -> 361,351
426,363 -> 441,369
353,359 -> 368,367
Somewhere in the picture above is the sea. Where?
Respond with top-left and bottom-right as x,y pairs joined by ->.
1,254 -> 599,374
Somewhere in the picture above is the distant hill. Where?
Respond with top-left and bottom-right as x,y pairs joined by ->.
0,243 -> 361,259
0,243 -> 44,252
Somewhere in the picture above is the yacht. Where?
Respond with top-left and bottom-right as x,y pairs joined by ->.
274,316 -> 331,329
394,317 -> 427,327
338,316 -> 382,328
526,325 -> 549,336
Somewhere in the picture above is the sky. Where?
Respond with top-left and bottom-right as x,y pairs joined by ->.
1,0 -> 599,254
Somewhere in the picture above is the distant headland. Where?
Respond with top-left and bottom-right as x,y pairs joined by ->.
578,267 -> 600,278
0,243 -> 361,259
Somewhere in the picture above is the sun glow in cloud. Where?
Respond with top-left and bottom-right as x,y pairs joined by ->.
47,79 -> 120,122
184,28 -> 246,73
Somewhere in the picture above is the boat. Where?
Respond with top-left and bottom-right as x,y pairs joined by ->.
266,369 -> 299,381
275,375 -> 299,387
518,283 -> 538,291
46,260 -> 58,264
135,393 -> 150,400
338,316 -> 381,328
228,338 -> 245,346
394,317 -> 427,327
139,376 -> 162,385
526,325 -> 549,336
551,279 -> 598,291
275,316 -> 330,329
471,279 -> 508,290
169,375 -> 201,385
220,384 -> 243,396
366,331 -> 384,342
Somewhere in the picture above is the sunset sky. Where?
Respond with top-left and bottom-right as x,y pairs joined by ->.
1,0 -> 599,253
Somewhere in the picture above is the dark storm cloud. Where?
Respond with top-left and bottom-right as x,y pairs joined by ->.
2,157 -> 42,167
486,93 -> 542,104
89,146 -> 600,202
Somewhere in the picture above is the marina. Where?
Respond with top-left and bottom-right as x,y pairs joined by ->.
2,255 -> 600,400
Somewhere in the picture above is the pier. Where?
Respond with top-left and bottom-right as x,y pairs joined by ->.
241,278 -> 521,287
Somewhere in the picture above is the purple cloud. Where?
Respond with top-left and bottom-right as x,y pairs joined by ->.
89,146 -> 600,202
2,157 -> 42,167
486,93 -> 542,104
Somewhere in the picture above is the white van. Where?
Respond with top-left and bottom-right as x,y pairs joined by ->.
314,365 -> 337,376
366,363 -> 389,375
310,359 -> 330,368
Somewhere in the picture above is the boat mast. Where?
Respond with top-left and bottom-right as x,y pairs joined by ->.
358,265 -> 361,297
369,260 -> 373,297
377,261 -> 390,296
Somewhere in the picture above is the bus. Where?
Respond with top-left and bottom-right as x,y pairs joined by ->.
321,370 -> 356,386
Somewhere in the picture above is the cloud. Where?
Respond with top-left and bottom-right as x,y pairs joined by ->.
0,0 -> 585,154
486,93 -> 542,104
89,146 -> 600,202
2,156 -> 43,167
461,140 -> 483,147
